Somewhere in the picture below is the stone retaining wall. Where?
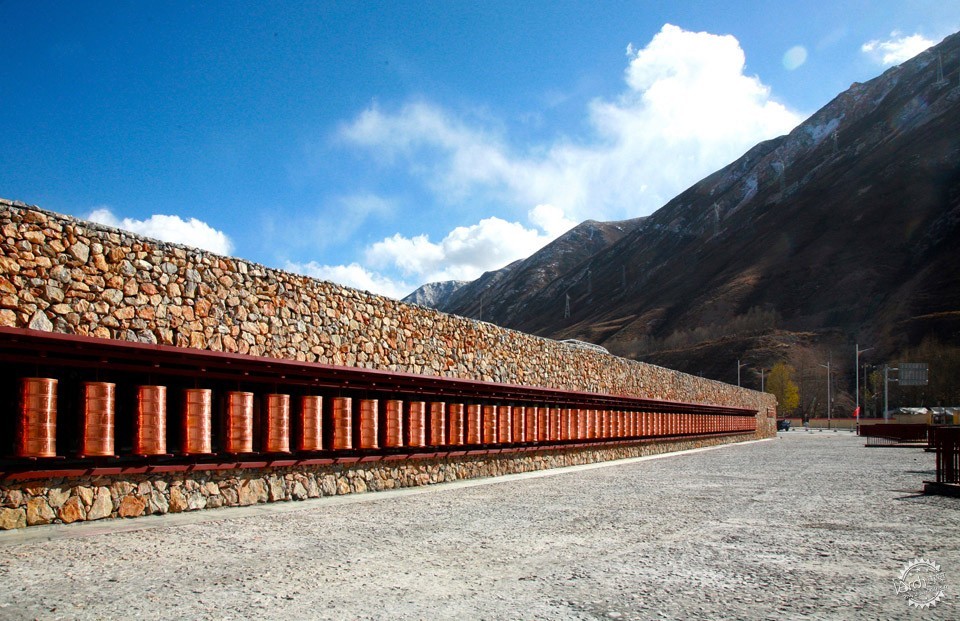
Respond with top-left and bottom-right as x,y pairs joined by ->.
0,434 -> 754,529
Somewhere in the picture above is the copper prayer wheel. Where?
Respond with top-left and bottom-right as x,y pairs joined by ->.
134,385 -> 167,455
428,401 -> 447,446
496,405 -> 511,444
578,409 -> 587,439
447,403 -> 464,445
183,388 -> 213,454
541,407 -> 553,441
602,410 -> 611,438
332,397 -> 352,450
585,409 -> 595,439
536,406 -> 547,441
299,395 -> 323,451
359,399 -> 379,449
406,401 -> 426,447
385,399 -> 404,448
560,408 -> 571,441
481,405 -> 496,444
466,404 -> 481,445
16,377 -> 57,458
224,391 -> 254,453
512,405 -> 525,443
524,406 -> 537,442
81,382 -> 115,457
264,393 -> 290,453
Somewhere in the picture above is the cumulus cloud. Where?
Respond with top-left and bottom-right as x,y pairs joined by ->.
339,23 -> 802,225
88,208 -> 233,255
862,31 -> 935,66
322,23 -> 804,296
367,212 -> 566,282
285,261 -> 413,300
288,206 -> 575,299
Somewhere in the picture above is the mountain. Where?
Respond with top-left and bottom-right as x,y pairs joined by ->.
416,33 -> 960,392
438,218 -> 645,321
403,280 -> 468,308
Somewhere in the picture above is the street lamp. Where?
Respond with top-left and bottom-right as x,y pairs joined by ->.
820,359 -> 832,429
737,359 -> 747,387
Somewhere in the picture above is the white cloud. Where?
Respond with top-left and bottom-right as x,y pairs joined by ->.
782,45 -> 808,70
862,31 -> 935,66
338,23 -> 802,225
294,206 -> 576,299
285,261 -> 414,300
87,208 -> 233,255
314,23 -> 805,296
367,212 -> 562,282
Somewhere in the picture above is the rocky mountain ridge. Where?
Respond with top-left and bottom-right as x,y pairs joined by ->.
409,32 -> 960,391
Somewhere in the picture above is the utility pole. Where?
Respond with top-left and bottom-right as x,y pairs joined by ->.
760,367 -> 766,392
883,364 -> 898,421
820,359 -> 832,429
737,359 -> 747,387
855,343 -> 872,418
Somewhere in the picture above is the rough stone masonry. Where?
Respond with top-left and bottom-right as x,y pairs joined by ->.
0,198 -> 775,528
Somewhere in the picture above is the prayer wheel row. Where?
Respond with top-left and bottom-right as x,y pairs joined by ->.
13,378 -> 755,458
14,379 -> 299,458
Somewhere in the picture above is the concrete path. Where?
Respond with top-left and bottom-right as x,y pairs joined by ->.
0,432 -> 956,620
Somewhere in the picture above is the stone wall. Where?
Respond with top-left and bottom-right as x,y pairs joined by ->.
0,434 -> 755,529
0,198 -> 776,427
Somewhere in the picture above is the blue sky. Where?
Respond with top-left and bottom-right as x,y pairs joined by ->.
2,2 -> 958,298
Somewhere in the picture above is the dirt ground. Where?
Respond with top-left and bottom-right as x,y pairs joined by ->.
0,431 -> 957,620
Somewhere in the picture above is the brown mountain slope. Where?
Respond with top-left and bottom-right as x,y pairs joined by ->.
437,218 -> 645,322
418,32 -> 960,387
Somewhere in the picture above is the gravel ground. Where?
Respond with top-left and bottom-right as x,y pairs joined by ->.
0,432 -> 957,620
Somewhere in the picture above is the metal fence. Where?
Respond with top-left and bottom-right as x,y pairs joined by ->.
930,426 -> 960,484
857,423 -> 929,446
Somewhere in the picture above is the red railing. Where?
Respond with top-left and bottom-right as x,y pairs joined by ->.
857,423 -> 929,446
930,426 -> 960,484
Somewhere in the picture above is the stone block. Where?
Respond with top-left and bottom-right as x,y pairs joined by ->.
0,507 -> 26,530
117,495 -> 146,518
